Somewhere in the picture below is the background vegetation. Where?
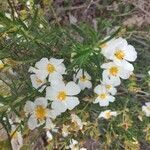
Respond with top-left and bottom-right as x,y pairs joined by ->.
0,0 -> 150,149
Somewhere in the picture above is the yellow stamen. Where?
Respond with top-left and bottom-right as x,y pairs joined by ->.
109,66 -> 119,76
99,93 -> 107,100
106,85 -> 111,90
57,91 -> 67,101
105,112 -> 111,119
35,106 -> 47,120
80,76 -> 87,82
47,64 -> 55,73
36,77 -> 43,84
115,50 -> 125,60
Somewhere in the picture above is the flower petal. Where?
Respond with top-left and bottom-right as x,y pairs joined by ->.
124,45 -> 137,62
35,70 -> 48,81
46,86 -> 57,101
51,80 -> 66,91
65,81 -> 81,95
28,114 -> 38,130
119,69 -> 132,79
35,58 -> 49,70
108,95 -> 115,102
50,58 -> 64,65
51,101 -> 66,113
84,80 -> 92,89
30,74 -> 46,92
109,87 -> 117,95
34,97 -> 47,108
55,64 -> 66,74
99,100 -> 109,106
47,109 -> 61,119
49,72 -> 63,82
93,97 -> 100,104
65,96 -> 80,110
101,62 -> 113,69
24,101 -> 35,114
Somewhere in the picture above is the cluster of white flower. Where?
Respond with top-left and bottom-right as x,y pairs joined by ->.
73,69 -> 92,90
93,37 -> 137,119
25,58 -> 83,130
24,37 -> 140,131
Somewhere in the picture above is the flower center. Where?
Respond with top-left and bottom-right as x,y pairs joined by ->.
47,63 -> 55,73
36,77 -> 43,84
0,63 -> 4,69
57,91 -> 67,101
35,105 -> 47,120
80,76 -> 87,82
109,66 -> 119,76
99,93 -> 107,100
115,50 -> 125,60
100,43 -> 107,49
106,85 -> 112,90
105,112 -> 111,119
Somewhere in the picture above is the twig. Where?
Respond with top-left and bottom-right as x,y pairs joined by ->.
131,37 -> 150,48
7,0 -> 15,20
50,6 -> 61,27
83,0 -> 94,14
137,91 -> 150,97
132,2 -> 150,18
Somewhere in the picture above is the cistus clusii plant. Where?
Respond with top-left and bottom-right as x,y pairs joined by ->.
0,1 -> 150,150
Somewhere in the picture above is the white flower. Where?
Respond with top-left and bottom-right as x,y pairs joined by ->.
100,37 -> 116,57
39,24 -> 44,29
69,139 -> 79,150
26,1 -> 31,8
0,103 -> 4,107
93,84 -> 115,107
46,131 -> 53,142
11,126 -> 23,150
29,57 -> 66,82
0,60 -> 4,69
101,78 -> 118,95
0,24 -> 4,28
45,118 -> 58,132
148,71 -> 150,76
46,80 -> 81,113
142,102 -> 150,117
101,37 -> 137,68
62,124 -> 70,137
73,69 -> 92,90
98,110 -> 117,119
71,114 -> 86,130
69,14 -> 77,25
24,97 -> 57,130
101,62 -> 133,85
30,74 -> 46,92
